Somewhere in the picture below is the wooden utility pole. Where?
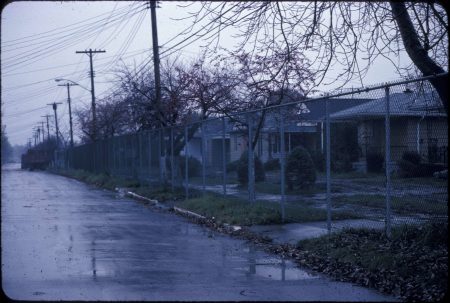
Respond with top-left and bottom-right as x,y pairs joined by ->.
150,1 -> 163,127
41,115 -> 51,141
75,49 -> 106,141
40,121 -> 46,142
57,83 -> 77,147
47,102 -> 62,148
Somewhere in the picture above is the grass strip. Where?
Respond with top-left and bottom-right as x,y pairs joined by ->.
333,194 -> 448,215
176,193 -> 361,226
297,222 -> 447,301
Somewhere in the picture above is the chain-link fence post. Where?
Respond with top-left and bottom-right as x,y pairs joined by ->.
171,127 -> 175,192
131,134 -> 136,179
385,85 -> 392,238
158,129 -> 162,185
247,114 -> 255,202
121,136 -> 125,177
222,117 -> 227,196
279,108 -> 286,222
201,120 -> 206,195
148,131 -> 152,186
138,132 -> 143,183
112,137 -> 116,175
184,126 -> 189,199
326,98 -> 332,234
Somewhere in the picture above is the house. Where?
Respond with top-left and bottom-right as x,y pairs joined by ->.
181,118 -> 232,171
228,97 -> 373,163
182,97 -> 379,173
330,88 -> 448,167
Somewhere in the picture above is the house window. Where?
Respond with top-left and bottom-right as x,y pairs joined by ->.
234,135 -> 238,151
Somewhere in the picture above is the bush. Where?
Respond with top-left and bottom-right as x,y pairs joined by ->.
366,152 -> 384,173
402,151 -> 422,165
264,158 -> 280,171
285,146 -> 316,190
398,155 -> 445,178
311,152 -> 325,172
397,150 -> 444,178
179,155 -> 202,177
226,159 -> 240,172
237,151 -> 265,185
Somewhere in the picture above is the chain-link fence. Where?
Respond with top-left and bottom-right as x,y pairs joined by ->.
55,74 -> 448,237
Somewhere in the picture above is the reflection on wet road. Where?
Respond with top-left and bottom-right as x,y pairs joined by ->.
1,164 -> 395,301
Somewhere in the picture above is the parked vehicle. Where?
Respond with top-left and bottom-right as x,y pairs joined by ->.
21,149 -> 53,170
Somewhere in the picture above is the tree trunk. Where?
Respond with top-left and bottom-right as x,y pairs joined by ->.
390,1 -> 448,115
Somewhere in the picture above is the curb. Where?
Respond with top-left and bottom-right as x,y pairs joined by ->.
126,191 -> 159,205
118,187 -> 243,234
222,223 -> 242,232
173,206 -> 206,220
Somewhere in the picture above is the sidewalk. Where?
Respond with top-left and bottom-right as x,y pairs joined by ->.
248,219 -> 385,245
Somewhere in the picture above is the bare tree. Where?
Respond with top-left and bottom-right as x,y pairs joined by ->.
213,47 -> 314,149
180,1 -> 448,113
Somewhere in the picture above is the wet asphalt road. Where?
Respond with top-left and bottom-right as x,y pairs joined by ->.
1,164 -> 396,301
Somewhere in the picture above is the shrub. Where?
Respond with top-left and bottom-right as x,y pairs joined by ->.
264,158 -> 280,171
311,152 -> 325,172
398,151 -> 427,178
397,159 -> 418,178
237,151 -> 265,185
366,152 -> 384,173
226,159 -> 240,172
402,151 -> 422,165
398,152 -> 445,177
179,155 -> 202,177
285,146 -> 316,190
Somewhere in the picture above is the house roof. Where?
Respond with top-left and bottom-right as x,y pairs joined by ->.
330,90 -> 446,120
294,97 -> 374,121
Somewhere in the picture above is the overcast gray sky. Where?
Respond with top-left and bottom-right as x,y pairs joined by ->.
1,1 -> 414,146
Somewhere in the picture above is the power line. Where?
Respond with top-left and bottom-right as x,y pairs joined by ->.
2,2 -> 144,46
2,6 -> 146,72
3,106 -> 48,118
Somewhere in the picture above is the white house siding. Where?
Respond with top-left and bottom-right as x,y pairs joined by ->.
357,117 -> 448,163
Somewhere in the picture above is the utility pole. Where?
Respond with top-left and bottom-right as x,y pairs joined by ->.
33,126 -> 41,144
47,102 -> 62,148
57,83 -> 77,147
33,130 -> 37,146
42,115 -> 51,141
75,48 -> 106,141
40,121 -> 46,142
150,1 -> 163,127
